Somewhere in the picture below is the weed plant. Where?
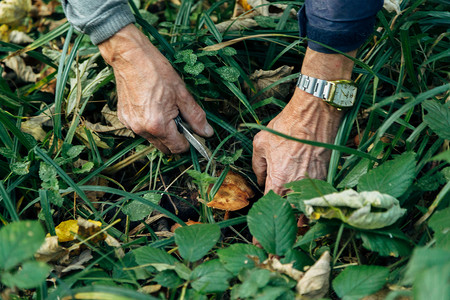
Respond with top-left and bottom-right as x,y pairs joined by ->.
0,0 -> 449,299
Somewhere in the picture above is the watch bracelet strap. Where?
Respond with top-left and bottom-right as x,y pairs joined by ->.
296,74 -> 332,100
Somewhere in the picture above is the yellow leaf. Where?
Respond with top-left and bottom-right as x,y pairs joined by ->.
51,219 -> 102,242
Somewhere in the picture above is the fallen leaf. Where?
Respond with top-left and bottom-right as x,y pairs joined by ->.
52,218 -> 103,243
248,65 -> 294,101
60,249 -> 92,273
383,0 -> 402,14
0,0 -> 31,26
215,18 -> 259,33
8,30 -> 33,44
77,217 -> 106,243
263,257 -> 304,281
304,189 -> 407,229
105,234 -> 125,259
4,55 -> 39,82
75,125 -> 110,149
207,170 -> 254,211
140,284 -> 162,294
21,104 -> 54,141
35,236 -> 69,263
85,105 -> 135,138
297,251 -> 331,299
245,0 -> 296,17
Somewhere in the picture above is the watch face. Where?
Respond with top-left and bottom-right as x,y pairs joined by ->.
333,84 -> 357,107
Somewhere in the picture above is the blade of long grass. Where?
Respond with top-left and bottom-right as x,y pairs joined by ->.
222,81 -> 259,123
246,123 -> 378,161
39,189 -> 56,236
263,5 -> 292,69
0,108 -> 34,150
0,180 -> 19,221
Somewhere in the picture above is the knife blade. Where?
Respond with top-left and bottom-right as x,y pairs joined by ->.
174,116 -> 211,161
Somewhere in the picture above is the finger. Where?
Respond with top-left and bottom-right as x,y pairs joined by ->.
157,119 -> 190,154
252,134 -> 268,186
138,131 -> 171,155
177,91 -> 214,137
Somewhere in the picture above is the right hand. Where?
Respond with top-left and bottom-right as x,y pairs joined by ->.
98,24 -> 213,154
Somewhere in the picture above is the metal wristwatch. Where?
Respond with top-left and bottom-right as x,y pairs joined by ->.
296,73 -> 357,109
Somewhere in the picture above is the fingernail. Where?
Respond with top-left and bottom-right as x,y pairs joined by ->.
204,124 -> 214,136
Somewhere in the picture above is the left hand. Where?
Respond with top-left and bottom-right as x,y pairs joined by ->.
252,88 -> 343,195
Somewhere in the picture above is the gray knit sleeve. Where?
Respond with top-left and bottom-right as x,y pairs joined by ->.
61,0 -> 136,45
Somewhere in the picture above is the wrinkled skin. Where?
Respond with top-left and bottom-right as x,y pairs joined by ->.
252,48 -> 356,195
98,24 -> 213,154
99,24 -> 356,196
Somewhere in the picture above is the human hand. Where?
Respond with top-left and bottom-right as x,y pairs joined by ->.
252,48 -> 356,195
98,24 -> 213,154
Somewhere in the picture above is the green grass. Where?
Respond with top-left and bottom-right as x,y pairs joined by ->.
0,0 -> 449,299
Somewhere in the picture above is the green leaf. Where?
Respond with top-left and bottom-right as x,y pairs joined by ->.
294,222 -> 336,248
175,224 -> 221,262
64,145 -> 86,159
358,152 -> 416,198
280,249 -> 314,271
73,161 -> 94,174
333,265 -> 389,300
234,269 -> 272,298
191,259 -> 232,293
153,270 -> 182,288
184,62 -> 205,76
123,193 -> 162,221
358,229 -> 412,257
429,207 -> 450,250
10,161 -> 30,175
247,191 -> 296,256
216,66 -> 240,83
0,221 -> 45,270
430,149 -> 450,164
0,147 -> 15,159
404,247 -> 450,285
423,100 -> 450,140
254,16 -> 277,28
217,243 -> 267,275
174,262 -> 191,280
175,49 -> 197,64
133,246 -> 178,267
416,172 -> 446,192
413,263 -> 450,300
39,161 -> 58,185
221,47 -> 237,56
286,179 -> 337,212
337,159 -> 371,189
1,261 -> 51,289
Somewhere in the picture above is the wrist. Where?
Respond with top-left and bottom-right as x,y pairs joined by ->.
98,24 -> 152,67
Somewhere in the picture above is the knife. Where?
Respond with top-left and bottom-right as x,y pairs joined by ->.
174,116 -> 211,161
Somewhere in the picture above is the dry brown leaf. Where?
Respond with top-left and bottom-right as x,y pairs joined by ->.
20,104 -> 54,141
105,234 -> 125,259
248,65 -> 294,101
8,30 -> 33,44
263,257 -> 304,281
207,170 -> 254,211
60,249 -> 93,273
75,125 -> 110,149
296,251 -> 331,299
140,284 -> 162,294
35,236 -> 69,263
215,18 -> 259,33
85,105 -> 135,138
0,0 -> 31,25
77,217 -> 106,243
4,55 -> 39,82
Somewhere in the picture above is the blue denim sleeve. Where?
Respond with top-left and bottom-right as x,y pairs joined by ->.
61,0 -> 135,45
298,0 -> 384,53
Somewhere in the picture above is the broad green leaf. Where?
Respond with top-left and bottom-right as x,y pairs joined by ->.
174,49 -> 197,64
294,222 -> 336,248
333,265 -> 389,300
403,247 -> 450,285
286,179 -> 337,212
248,191 -> 297,256
123,193 -> 162,221
429,207 -> 450,250
430,149 -> 450,164
65,145 -> 86,159
216,66 -> 240,82
423,100 -> 450,140
191,259 -> 232,293
234,269 -> 272,298
221,47 -> 237,56
133,246 -> 178,267
414,263 -> 450,300
153,270 -> 182,288
10,161 -> 30,175
358,152 -> 416,198
174,262 -> 191,280
0,221 -> 45,270
358,229 -> 412,257
416,172 -> 446,192
73,161 -> 94,174
280,249 -> 314,270
1,261 -> 51,289
337,159 -> 370,189
0,147 -> 15,159
184,62 -> 204,76
217,243 -> 267,275
174,223 -> 221,262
